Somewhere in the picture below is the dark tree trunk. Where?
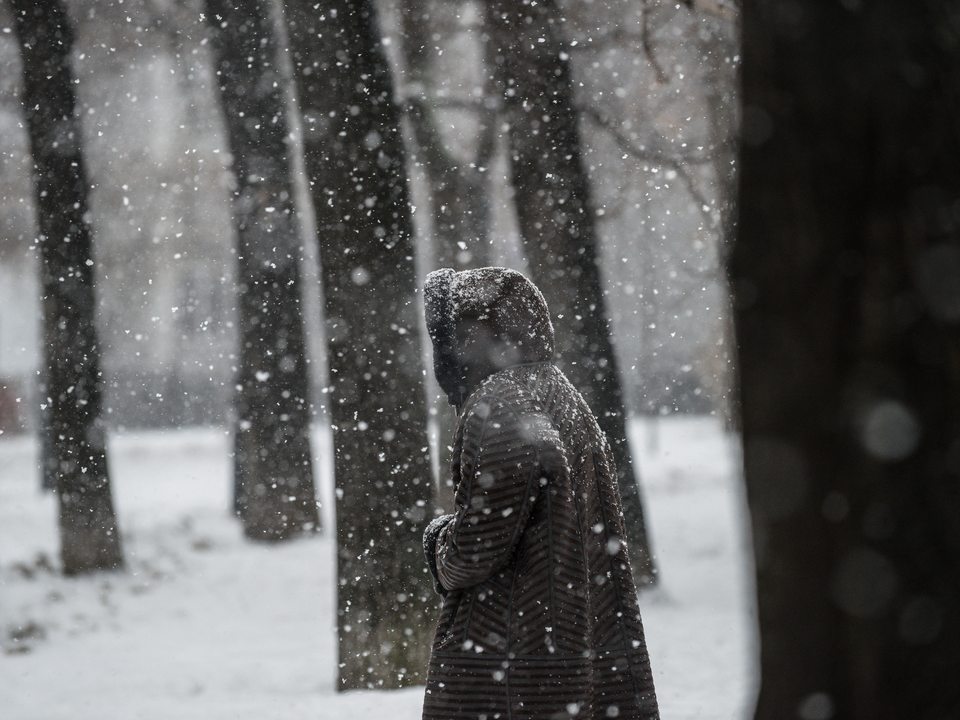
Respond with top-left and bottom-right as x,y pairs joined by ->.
735,2 -> 960,718
12,0 -> 123,575
284,0 -> 435,690
398,0 -> 495,271
204,0 -> 319,540
483,0 -> 656,585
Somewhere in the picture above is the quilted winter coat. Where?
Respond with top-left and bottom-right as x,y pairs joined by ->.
422,267 -> 659,720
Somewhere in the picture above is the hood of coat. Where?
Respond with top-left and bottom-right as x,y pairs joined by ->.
424,267 -> 555,410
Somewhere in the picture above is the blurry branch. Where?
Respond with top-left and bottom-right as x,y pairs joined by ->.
671,165 -> 719,231
570,28 -> 671,58
570,0 -> 738,79
687,0 -> 738,22
673,256 -> 725,283
579,106 -> 717,230
399,83 -> 723,235
641,0 -> 669,85
578,106 -> 710,165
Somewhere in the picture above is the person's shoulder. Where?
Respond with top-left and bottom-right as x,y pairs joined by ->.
461,370 -> 563,453
464,368 -> 542,418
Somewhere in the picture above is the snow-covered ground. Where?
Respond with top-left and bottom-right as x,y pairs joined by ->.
0,416 -> 757,719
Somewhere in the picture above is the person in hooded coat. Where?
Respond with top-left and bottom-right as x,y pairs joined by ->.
421,267 -> 659,720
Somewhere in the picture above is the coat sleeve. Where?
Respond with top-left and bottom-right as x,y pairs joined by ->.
434,385 -> 556,591
423,513 -> 455,596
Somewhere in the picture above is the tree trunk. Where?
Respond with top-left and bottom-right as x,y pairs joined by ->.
484,0 -> 656,585
397,0 -> 494,271
735,2 -> 960,718
12,0 -> 124,575
396,0 -> 499,512
284,0 -> 435,690
205,0 -> 319,540
404,98 -> 494,272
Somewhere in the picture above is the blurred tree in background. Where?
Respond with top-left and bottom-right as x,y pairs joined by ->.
735,1 -> 960,717
284,0 -> 436,690
397,0 -> 495,273
11,0 -> 123,575
205,0 -> 319,540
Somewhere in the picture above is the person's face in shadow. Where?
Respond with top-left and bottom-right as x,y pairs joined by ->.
456,318 -> 522,396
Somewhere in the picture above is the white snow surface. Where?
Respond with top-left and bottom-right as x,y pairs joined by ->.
0,417 -> 757,719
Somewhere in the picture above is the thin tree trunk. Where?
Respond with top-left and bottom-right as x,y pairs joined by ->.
284,0 -> 435,689
12,0 -> 123,575
735,2 -> 960,717
396,0 -> 497,512
484,0 -> 656,584
405,97 -> 494,271
205,0 -> 319,540
398,0 -> 494,271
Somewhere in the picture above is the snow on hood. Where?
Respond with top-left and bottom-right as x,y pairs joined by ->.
424,266 -> 555,410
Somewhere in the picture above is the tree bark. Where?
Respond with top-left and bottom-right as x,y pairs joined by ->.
735,2 -> 960,718
12,0 -> 124,575
404,97 -> 494,272
397,0 -> 494,272
284,0 -> 435,689
484,0 -> 656,584
204,0 -> 319,540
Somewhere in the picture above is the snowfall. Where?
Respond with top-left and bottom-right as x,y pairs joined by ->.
0,416 -> 757,720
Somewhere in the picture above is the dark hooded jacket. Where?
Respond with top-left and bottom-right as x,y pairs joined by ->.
422,267 -> 659,720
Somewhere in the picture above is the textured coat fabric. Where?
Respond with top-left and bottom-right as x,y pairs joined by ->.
422,267 -> 659,720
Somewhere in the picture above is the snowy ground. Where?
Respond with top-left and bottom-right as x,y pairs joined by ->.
0,416 -> 757,719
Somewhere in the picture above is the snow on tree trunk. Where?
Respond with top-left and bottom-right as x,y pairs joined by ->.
205,0 -> 319,540
284,0 -> 435,690
11,0 -> 123,575
735,2 -> 960,717
483,0 -> 656,585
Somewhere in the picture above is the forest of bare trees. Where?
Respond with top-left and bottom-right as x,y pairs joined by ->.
5,0 -> 960,715
1,0 -> 738,691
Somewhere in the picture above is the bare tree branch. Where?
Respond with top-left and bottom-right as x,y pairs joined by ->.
578,105 -> 710,166
687,0 -> 738,22
642,0 -> 669,84
579,107 -> 718,230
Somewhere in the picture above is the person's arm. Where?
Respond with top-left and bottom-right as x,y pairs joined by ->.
434,382 -> 561,591
423,513 -> 454,595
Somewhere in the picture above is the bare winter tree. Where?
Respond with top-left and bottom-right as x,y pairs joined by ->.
204,0 -> 319,540
735,1 -> 960,718
284,0 -> 435,690
11,0 -> 123,574
483,0 -> 656,584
